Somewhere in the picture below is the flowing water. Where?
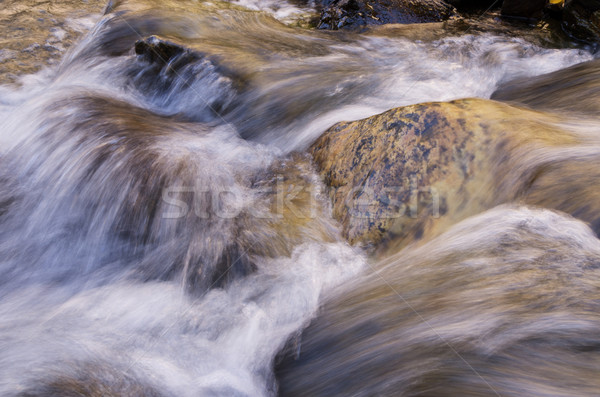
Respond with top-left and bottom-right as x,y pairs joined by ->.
0,0 -> 599,396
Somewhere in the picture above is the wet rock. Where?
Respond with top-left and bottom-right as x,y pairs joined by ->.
239,154 -> 342,259
317,0 -> 457,30
0,0 -> 106,84
276,205 -> 600,396
132,36 -> 209,97
492,59 -> 600,114
310,98 -> 600,249
362,13 -> 573,46
89,4 -> 375,138
134,35 -> 191,66
562,0 -> 600,43
4,93 -> 339,295
18,362 -> 164,397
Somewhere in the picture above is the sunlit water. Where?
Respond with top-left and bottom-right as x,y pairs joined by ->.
0,0 -> 599,396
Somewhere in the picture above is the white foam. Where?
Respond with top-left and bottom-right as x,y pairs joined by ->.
0,243 -> 365,396
226,0 -> 316,22
268,34 -> 593,150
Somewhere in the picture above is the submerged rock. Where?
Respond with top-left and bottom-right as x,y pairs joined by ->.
18,362 -> 165,397
317,0 -> 457,30
1,93 -> 339,296
310,97 -> 600,249
492,59 -> 600,114
276,205 -> 600,396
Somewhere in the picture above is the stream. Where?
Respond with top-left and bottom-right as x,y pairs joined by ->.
0,0 -> 599,396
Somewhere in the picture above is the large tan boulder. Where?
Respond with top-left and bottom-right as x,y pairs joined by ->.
310,98 -> 600,249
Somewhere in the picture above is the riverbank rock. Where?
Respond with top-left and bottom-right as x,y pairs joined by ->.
310,97 -> 600,250
492,59 -> 600,114
562,0 -> 600,43
317,0 -> 457,29
497,0 -> 600,43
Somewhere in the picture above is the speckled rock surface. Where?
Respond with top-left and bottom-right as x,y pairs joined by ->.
0,0 -> 106,85
310,98 -> 600,249
317,0 -> 457,30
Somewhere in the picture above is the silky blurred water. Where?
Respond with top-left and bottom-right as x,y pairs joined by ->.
0,0 -> 599,396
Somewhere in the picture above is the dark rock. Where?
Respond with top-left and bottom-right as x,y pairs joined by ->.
566,0 -> 600,9
134,35 -> 192,66
562,0 -> 600,43
317,0 -> 457,30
